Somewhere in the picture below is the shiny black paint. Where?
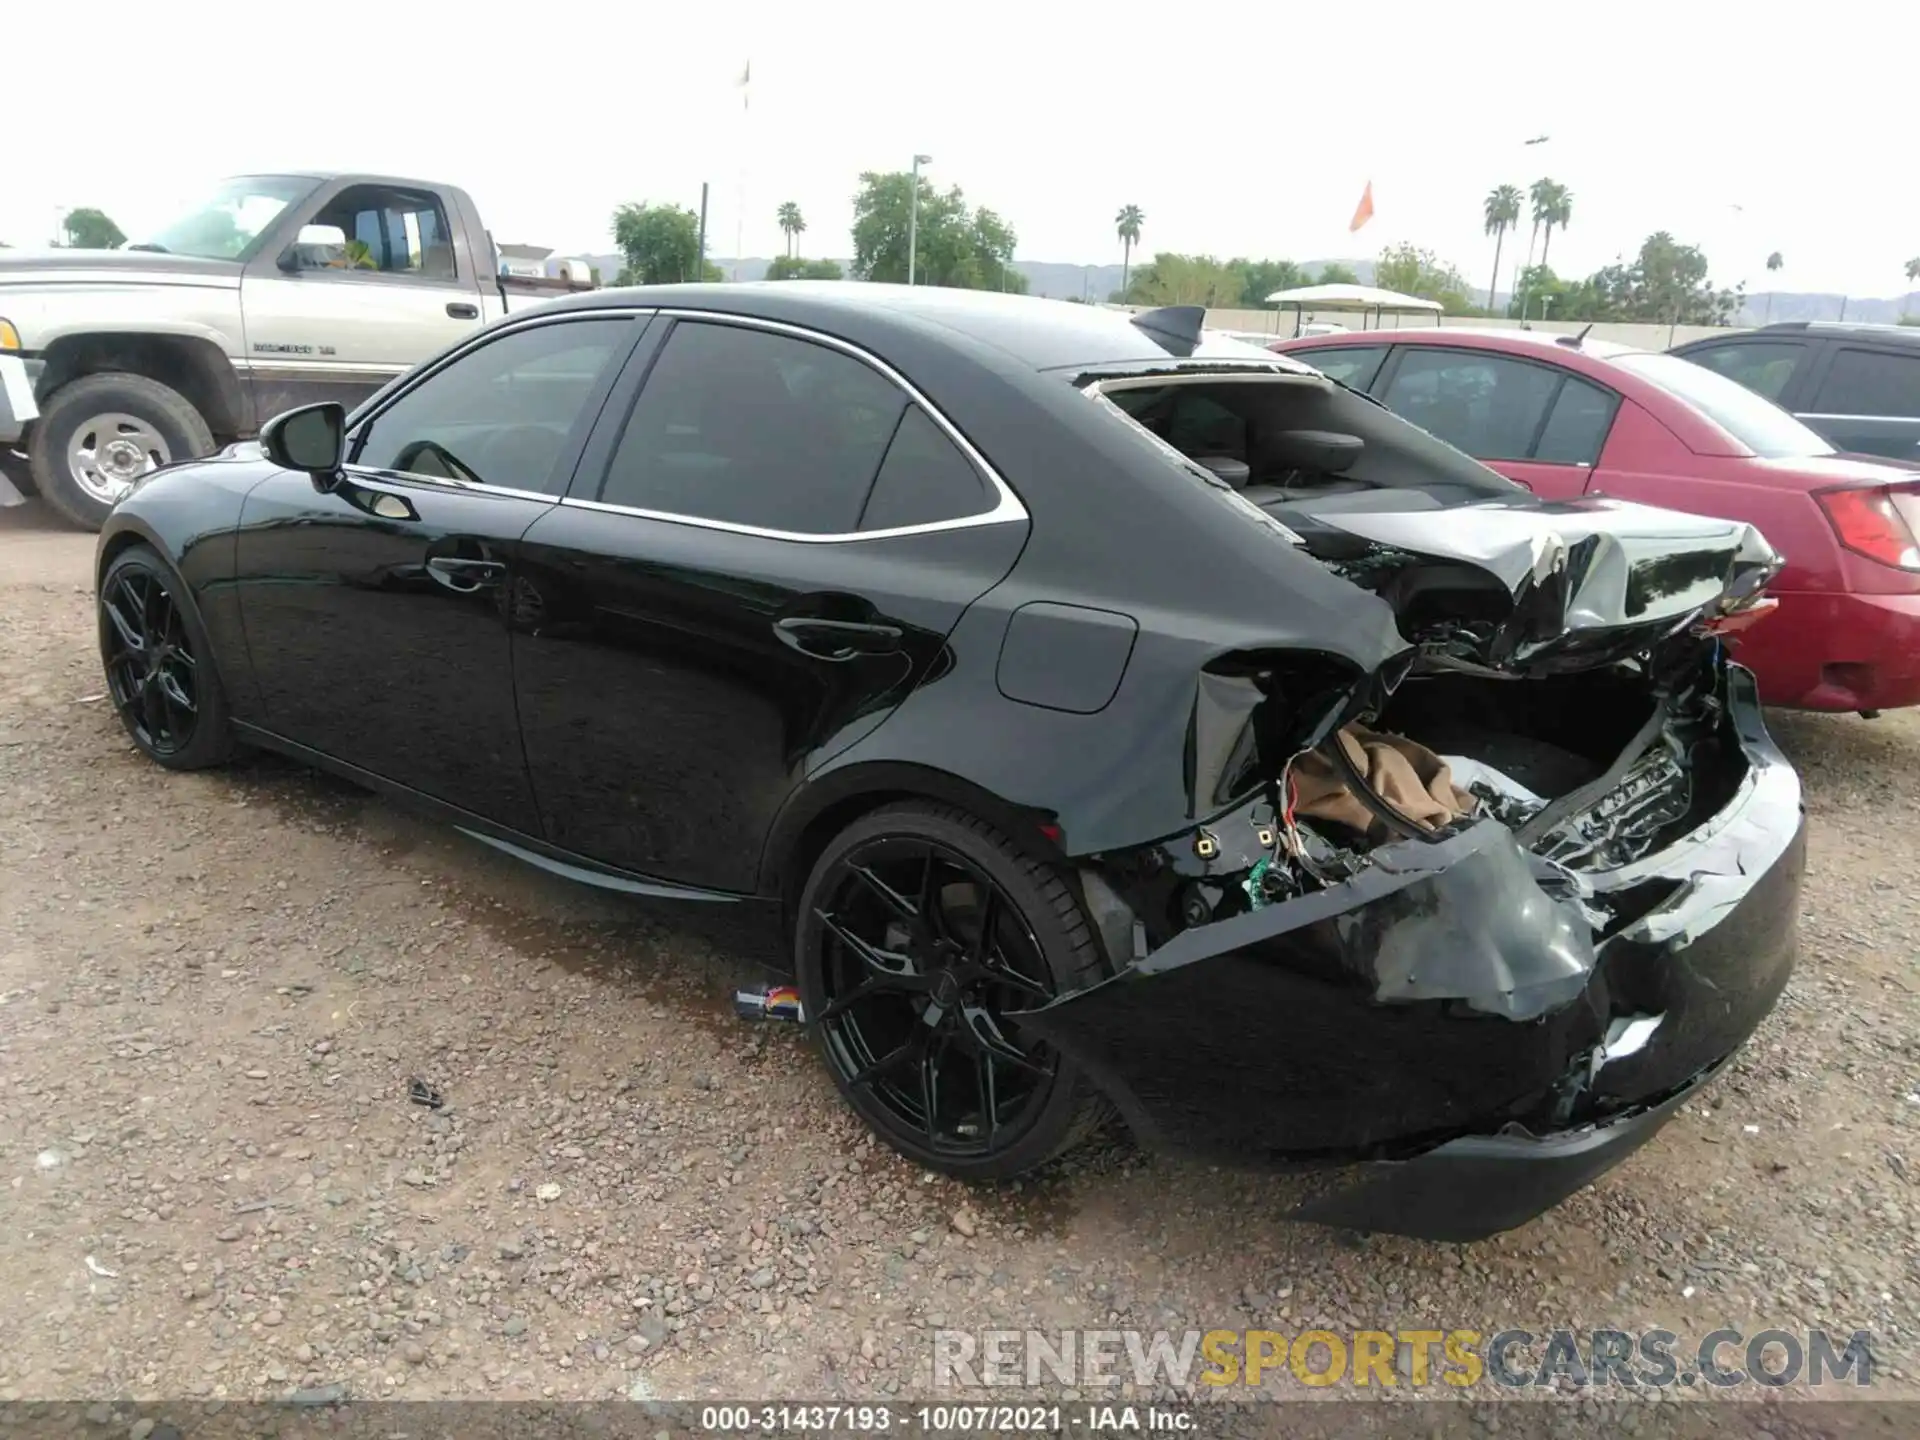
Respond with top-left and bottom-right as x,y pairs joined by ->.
511,505 -> 1025,893
231,471 -> 555,832
98,286 -> 1807,1237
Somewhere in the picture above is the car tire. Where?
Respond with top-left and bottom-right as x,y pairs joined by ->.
795,801 -> 1113,1181
29,373 -> 216,531
97,542 -> 236,771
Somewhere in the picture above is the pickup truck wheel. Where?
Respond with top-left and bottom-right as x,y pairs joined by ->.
28,373 -> 216,531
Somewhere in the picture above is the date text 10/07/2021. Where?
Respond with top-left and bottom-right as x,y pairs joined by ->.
696,1404 -> 1194,1432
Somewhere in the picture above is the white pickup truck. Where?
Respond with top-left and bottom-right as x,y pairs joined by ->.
0,172 -> 591,528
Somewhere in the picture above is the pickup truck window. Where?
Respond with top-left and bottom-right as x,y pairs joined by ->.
310,185 -> 458,280
351,318 -> 631,495
129,175 -> 317,260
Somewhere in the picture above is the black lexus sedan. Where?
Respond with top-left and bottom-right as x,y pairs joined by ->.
93,283 -> 1805,1240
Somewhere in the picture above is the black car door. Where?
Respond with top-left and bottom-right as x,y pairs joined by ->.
511,313 -> 1029,894
1798,344 -> 1920,461
232,310 -> 646,831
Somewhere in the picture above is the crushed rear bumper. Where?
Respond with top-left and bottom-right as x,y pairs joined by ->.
1014,666 -> 1804,1241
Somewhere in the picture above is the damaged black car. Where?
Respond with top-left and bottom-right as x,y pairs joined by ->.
94,284 -> 1804,1241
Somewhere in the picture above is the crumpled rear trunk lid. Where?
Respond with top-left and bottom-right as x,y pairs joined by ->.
1289,495 -> 1782,675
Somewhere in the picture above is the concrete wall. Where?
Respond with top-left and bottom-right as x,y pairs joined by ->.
1188,307 -> 1738,350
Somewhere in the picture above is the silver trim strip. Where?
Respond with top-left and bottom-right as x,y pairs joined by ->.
338,304 -> 1029,543
1797,412 -> 1920,424
339,465 -> 559,505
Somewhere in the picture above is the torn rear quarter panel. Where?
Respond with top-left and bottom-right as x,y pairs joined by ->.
1015,669 -> 1803,1181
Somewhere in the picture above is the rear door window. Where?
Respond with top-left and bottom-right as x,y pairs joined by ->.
1812,347 -> 1920,418
1290,345 -> 1388,392
1378,349 -> 1561,461
1532,375 -> 1620,465
597,320 -> 907,534
857,407 -> 994,531
1684,340 -> 1806,402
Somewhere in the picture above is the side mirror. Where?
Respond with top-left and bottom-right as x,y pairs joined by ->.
279,222 -> 348,272
261,402 -> 347,490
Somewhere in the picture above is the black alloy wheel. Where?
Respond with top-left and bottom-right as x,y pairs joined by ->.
97,544 -> 234,770
796,803 -> 1110,1180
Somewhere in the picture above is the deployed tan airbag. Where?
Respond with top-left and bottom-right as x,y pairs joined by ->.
1291,725 -> 1475,834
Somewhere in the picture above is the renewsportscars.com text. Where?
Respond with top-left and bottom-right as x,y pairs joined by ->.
932,1327 -> 1875,1390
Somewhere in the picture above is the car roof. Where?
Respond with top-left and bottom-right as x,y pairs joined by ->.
1276,325 -> 1646,363
1742,320 -> 1920,347
540,281 -> 1319,376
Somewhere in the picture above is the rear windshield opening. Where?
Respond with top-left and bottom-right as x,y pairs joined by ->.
1612,351 -> 1834,460
1100,376 -> 1525,515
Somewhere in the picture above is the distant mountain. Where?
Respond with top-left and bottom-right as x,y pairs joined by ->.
1736,293 -> 1917,326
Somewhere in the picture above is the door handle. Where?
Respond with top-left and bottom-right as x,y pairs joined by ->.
447,302 -> 480,320
773,617 -> 902,661
427,556 -> 506,591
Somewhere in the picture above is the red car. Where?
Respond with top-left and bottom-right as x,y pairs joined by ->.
1270,327 -> 1920,713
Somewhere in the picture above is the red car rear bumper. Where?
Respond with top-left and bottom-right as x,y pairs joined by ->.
1736,590 -> 1920,712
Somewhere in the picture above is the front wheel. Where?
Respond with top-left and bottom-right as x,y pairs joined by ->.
97,543 -> 235,770
29,373 -> 216,530
794,802 -> 1112,1181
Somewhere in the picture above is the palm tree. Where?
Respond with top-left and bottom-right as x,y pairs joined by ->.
1483,185 -> 1521,311
1115,204 -> 1144,300
776,201 -> 805,259
1763,251 -> 1784,323
1539,184 -> 1573,266
1905,257 -> 1920,320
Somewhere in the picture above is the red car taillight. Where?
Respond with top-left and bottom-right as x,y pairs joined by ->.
1815,484 -> 1920,571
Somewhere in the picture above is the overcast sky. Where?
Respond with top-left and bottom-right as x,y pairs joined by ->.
7,1 -> 1913,297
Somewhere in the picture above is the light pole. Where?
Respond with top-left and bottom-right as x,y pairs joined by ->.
907,153 -> 931,285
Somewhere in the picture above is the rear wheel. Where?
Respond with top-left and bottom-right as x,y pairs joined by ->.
97,543 -> 235,770
30,373 -> 215,530
794,802 -> 1111,1180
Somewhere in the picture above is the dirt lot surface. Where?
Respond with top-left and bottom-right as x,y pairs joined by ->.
2,501 -> 1917,1418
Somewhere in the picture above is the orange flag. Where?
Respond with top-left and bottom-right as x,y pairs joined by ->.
1349,181 -> 1375,232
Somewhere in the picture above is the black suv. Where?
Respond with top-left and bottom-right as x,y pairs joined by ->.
1670,321 -> 1920,461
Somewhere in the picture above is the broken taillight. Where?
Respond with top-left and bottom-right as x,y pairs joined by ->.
1815,484 -> 1920,571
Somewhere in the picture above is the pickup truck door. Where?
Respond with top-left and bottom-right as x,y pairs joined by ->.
230,310 -> 645,833
240,181 -> 486,422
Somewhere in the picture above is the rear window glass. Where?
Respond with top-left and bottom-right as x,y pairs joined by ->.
1613,351 -> 1832,459
1099,374 -> 1524,505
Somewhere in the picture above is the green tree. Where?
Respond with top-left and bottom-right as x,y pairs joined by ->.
1315,262 -> 1360,285
1374,243 -> 1472,311
1115,204 -> 1144,299
1518,233 -> 1741,325
1235,258 -> 1306,307
1483,184 -> 1522,310
1123,253 -> 1245,306
1763,250 -> 1783,323
1539,182 -> 1573,266
1905,257 -> 1920,319
850,171 -> 1026,292
776,201 -> 805,258
1525,178 -> 1554,272
1505,264 -> 1582,320
63,207 -> 126,250
611,202 -> 712,285
766,255 -> 844,280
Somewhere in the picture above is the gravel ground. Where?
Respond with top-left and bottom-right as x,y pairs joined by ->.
2,501 -> 1917,1416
